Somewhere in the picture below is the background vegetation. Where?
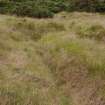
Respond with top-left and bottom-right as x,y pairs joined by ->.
0,0 -> 105,18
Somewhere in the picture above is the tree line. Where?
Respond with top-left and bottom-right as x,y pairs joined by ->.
0,0 -> 105,18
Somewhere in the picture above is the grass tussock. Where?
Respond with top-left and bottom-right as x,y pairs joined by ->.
75,24 -> 105,41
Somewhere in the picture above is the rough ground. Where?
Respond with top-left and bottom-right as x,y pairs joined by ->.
0,12 -> 105,105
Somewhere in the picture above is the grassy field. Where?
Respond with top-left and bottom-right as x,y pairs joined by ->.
0,12 -> 105,105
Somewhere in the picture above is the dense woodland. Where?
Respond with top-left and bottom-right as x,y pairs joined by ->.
0,0 -> 105,18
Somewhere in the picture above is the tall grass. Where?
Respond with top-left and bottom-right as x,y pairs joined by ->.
0,12 -> 105,105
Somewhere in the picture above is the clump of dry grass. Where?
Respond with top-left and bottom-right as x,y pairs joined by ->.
75,24 -> 105,41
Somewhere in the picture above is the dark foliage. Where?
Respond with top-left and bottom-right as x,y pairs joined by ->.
0,0 -> 105,18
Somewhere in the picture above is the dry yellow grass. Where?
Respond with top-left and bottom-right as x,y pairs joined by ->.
0,12 -> 105,105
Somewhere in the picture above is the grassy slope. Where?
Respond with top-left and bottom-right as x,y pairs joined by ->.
0,12 -> 105,105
